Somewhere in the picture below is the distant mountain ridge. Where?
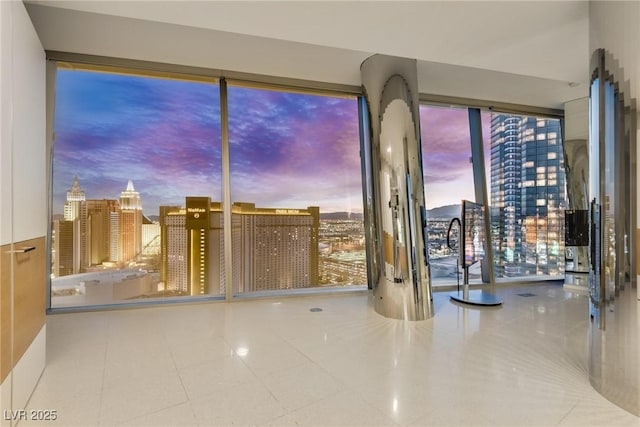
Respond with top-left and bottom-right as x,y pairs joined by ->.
426,204 -> 461,220
323,206 -> 461,220
320,212 -> 364,220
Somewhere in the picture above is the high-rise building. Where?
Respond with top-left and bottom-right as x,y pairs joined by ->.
64,175 -> 86,220
185,197 -> 213,296
160,200 -> 319,295
490,114 -> 565,277
159,205 -> 182,288
63,176 -> 88,271
160,200 -> 224,296
232,203 -> 320,292
141,215 -> 161,255
119,180 -> 143,263
52,219 -> 75,277
110,211 -> 120,262
86,199 -> 120,265
164,210 -> 188,293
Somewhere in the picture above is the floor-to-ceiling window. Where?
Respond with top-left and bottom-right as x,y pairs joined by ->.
49,62 -> 366,309
419,105 -> 480,287
50,60 -> 566,310
420,103 -> 566,286
487,113 -> 566,280
50,66 -> 223,308
227,84 -> 365,294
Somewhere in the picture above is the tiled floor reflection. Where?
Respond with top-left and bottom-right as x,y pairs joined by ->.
24,284 -> 639,426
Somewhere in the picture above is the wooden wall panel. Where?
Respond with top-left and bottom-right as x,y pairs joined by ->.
12,237 -> 46,369
0,236 -> 46,383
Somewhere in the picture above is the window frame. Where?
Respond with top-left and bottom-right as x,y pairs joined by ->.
45,51 -> 567,311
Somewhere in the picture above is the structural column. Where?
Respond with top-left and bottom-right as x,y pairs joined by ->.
360,54 -> 432,320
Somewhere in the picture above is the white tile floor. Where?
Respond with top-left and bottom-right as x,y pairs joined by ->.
24,284 -> 640,426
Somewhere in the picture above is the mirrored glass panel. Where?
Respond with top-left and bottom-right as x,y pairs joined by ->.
227,85 -> 365,294
50,67 -> 223,308
603,80 -> 617,298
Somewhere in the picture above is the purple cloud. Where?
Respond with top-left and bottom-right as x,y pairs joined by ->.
419,105 -> 481,207
53,70 -> 362,216
227,87 -> 362,212
53,70 -> 222,214
53,70 -> 492,215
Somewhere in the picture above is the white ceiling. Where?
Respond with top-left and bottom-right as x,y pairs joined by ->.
24,1 -> 591,109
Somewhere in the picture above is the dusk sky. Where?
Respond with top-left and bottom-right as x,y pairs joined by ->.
227,85 -> 362,213
420,105 -> 492,209
53,69 -> 222,216
53,69 -> 491,216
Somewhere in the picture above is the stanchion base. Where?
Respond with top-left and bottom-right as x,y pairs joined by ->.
450,290 -> 503,306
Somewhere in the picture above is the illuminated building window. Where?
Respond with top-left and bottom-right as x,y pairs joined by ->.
489,113 -> 566,279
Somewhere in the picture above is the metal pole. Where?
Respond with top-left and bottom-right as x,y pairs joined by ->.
220,78 -> 233,301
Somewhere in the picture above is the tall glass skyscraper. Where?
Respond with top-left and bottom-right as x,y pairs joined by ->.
490,114 -> 566,277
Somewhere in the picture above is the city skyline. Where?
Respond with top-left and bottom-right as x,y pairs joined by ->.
53,69 -> 492,217
49,67 -> 567,298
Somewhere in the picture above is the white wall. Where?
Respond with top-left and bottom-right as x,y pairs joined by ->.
590,1 -> 640,102
9,1 -> 46,243
1,0 -> 46,245
0,0 -> 47,422
564,98 -> 589,141
24,2 -> 588,109
1,0 -> 12,247
28,1 -> 589,84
